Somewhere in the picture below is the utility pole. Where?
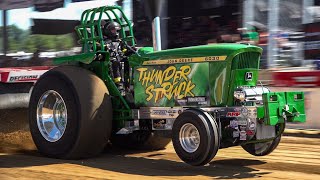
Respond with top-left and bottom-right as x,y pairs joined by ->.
242,0 -> 254,28
267,0 -> 279,68
2,9 -> 8,55
302,0 -> 314,24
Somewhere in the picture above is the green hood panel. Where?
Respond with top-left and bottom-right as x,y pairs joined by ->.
139,44 -> 262,62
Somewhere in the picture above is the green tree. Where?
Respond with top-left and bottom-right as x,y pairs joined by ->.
0,37 -> 3,53
8,25 -> 25,42
8,37 -> 19,52
1,25 -> 77,53
55,34 -> 74,51
23,36 -> 36,53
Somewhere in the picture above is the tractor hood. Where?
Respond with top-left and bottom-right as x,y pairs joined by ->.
138,43 -> 262,63
132,43 -> 262,107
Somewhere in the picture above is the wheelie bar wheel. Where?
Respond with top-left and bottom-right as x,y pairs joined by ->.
172,109 -> 220,166
242,136 -> 281,156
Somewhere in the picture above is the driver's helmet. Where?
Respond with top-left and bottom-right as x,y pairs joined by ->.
103,21 -> 121,40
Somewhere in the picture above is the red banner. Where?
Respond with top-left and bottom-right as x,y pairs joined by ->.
272,71 -> 320,87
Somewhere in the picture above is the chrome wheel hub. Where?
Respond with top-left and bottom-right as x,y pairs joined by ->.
179,123 -> 200,153
37,90 -> 67,142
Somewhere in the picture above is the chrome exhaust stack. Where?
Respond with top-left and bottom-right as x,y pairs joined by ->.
152,16 -> 162,51
145,0 -> 167,51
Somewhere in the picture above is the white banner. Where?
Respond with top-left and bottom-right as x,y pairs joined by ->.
0,0 -> 33,10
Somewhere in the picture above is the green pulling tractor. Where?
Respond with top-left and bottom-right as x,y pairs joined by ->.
29,6 -> 306,166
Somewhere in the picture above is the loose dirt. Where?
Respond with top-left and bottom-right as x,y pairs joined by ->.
0,108 -> 36,153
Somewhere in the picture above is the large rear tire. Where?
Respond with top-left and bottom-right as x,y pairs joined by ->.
29,66 -> 112,159
241,136 -> 281,156
172,109 -> 220,166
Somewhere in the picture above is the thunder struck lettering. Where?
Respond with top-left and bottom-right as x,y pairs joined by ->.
136,65 -> 195,102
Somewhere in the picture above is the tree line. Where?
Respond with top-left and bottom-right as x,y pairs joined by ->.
0,25 -> 76,53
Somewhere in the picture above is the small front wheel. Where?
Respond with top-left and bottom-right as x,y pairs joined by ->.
172,109 -> 220,166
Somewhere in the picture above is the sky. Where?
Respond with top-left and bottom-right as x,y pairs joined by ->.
0,0 -> 131,30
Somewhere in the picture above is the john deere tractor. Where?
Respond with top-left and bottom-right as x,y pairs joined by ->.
29,6 -> 306,166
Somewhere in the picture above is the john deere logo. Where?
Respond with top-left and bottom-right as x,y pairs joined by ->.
245,72 -> 253,81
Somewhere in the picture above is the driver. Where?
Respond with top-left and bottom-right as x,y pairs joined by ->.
102,21 -> 125,94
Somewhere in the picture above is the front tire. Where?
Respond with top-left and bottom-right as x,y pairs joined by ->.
29,66 -> 112,159
172,109 -> 220,166
241,136 -> 281,156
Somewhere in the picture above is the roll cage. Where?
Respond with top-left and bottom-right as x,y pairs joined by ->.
75,5 -> 136,53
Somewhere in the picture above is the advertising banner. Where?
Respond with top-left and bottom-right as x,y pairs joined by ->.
134,63 -> 210,107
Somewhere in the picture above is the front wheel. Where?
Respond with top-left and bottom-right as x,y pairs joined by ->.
241,136 -> 281,156
172,109 -> 220,166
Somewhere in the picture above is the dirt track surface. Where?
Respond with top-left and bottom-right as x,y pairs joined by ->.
0,98 -> 319,179
0,135 -> 319,180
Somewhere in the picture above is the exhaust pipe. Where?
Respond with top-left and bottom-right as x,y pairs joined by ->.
0,93 -> 31,109
0,83 -> 33,109
145,0 -> 167,51
152,16 -> 162,51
